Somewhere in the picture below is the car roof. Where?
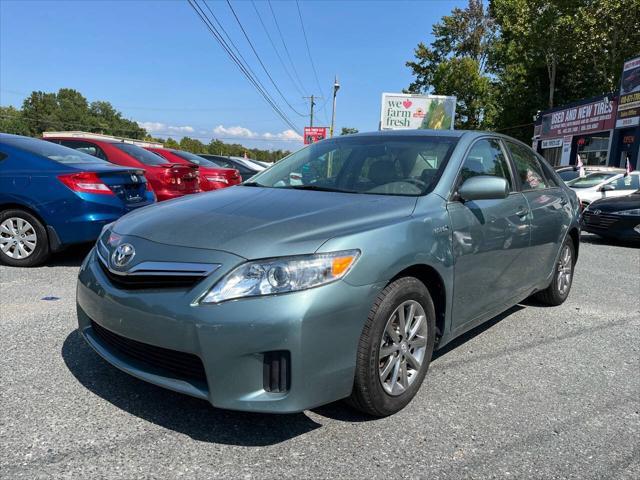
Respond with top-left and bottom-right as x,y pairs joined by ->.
346,129 -> 466,139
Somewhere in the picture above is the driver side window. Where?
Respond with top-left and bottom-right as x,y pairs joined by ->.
460,139 -> 513,190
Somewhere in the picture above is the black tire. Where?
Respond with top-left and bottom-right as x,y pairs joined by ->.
535,237 -> 575,306
348,277 -> 436,417
0,209 -> 50,267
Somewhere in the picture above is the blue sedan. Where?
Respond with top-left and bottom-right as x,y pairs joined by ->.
0,134 -> 155,266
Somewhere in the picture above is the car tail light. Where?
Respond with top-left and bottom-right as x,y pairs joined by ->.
57,172 -> 113,195
205,175 -> 229,184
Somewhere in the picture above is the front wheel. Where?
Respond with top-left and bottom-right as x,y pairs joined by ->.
348,277 -> 436,417
535,238 -> 575,306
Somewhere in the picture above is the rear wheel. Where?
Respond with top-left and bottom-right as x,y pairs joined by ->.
535,238 -> 575,306
348,277 -> 436,417
0,209 -> 50,267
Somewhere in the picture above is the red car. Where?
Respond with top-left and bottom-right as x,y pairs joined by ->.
44,137 -> 200,201
145,147 -> 241,191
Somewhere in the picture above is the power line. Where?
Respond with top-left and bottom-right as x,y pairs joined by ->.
191,0 -> 299,132
250,0 -> 306,99
187,0 -> 301,133
224,0 -> 307,118
295,0 -> 329,124
266,0 -> 309,98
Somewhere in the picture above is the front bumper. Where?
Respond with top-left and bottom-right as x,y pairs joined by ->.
76,248 -> 382,413
581,212 -> 640,241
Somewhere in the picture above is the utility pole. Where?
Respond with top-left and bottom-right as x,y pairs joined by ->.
330,76 -> 340,138
303,95 -> 321,127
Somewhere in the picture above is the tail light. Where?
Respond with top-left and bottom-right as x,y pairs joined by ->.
205,175 -> 229,184
57,172 -> 113,195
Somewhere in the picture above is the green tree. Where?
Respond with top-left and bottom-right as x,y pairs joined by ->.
490,0 -> 640,141
164,137 -> 180,149
340,127 -> 359,135
179,136 -> 206,153
0,106 -> 29,135
21,91 -> 62,135
406,0 -> 496,129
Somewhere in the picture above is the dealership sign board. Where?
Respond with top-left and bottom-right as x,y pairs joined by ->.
539,97 -> 616,139
380,93 -> 456,130
303,126 -> 327,145
616,55 -> 640,128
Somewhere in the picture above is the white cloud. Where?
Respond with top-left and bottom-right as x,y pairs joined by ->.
137,121 -> 194,134
213,125 -> 302,142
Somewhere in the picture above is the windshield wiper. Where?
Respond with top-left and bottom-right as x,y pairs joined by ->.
242,181 -> 265,187
286,185 -> 357,193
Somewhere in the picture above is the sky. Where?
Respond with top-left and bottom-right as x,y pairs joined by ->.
0,0 -> 465,150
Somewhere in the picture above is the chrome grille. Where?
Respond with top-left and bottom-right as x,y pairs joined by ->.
96,240 -> 219,289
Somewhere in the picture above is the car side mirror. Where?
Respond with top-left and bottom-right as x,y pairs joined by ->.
458,176 -> 509,202
599,184 -> 615,192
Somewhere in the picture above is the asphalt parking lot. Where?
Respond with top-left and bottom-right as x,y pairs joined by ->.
1,233 -> 638,479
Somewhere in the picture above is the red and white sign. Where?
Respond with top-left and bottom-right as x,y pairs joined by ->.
540,98 -> 617,139
303,126 -> 327,145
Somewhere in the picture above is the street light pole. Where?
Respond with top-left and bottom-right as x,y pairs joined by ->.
330,76 -> 340,138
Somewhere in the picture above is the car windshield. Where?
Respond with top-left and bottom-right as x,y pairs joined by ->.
170,150 -> 220,168
113,143 -> 169,166
2,136 -> 107,164
246,135 -> 458,196
567,172 -> 618,188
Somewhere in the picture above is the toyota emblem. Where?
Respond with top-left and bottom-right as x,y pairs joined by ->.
111,243 -> 135,268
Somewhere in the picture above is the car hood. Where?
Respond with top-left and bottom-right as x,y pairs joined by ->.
589,192 -> 640,212
113,186 -> 418,258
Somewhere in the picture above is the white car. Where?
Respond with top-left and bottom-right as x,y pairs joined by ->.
569,171 -> 640,206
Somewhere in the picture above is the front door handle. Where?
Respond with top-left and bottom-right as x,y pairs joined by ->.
515,206 -> 529,218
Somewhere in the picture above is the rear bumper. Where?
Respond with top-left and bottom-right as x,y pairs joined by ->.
47,194 -> 154,246
154,189 -> 200,201
76,248 -> 382,413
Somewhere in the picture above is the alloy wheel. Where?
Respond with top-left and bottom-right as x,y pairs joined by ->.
378,300 -> 428,396
556,244 -> 573,296
0,217 -> 37,259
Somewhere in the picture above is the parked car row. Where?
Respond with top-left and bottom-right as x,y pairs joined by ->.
0,132 -> 260,266
551,164 -> 639,242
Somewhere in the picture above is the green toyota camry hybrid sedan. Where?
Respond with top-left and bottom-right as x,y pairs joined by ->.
77,130 -> 581,416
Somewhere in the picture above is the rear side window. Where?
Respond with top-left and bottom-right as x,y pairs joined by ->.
2,137 -> 105,164
113,143 -> 169,166
536,155 -> 561,187
506,141 -> 549,190
459,138 -> 513,190
60,140 -> 108,161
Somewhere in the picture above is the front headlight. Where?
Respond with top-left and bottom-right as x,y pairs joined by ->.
199,249 -> 360,304
613,208 -> 640,216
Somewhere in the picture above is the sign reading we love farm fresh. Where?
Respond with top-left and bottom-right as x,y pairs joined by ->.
380,93 -> 456,130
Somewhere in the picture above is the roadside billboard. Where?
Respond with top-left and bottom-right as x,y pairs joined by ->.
380,93 -> 456,130
616,55 -> 640,128
304,126 -> 327,145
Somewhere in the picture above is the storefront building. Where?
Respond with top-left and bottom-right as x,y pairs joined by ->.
532,94 -> 618,167
532,55 -> 640,171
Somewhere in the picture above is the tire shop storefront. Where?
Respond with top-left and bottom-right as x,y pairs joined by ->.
613,56 -> 640,171
533,94 -> 618,168
533,55 -> 640,171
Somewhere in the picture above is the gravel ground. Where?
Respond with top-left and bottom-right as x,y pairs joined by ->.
1,233 -> 638,479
